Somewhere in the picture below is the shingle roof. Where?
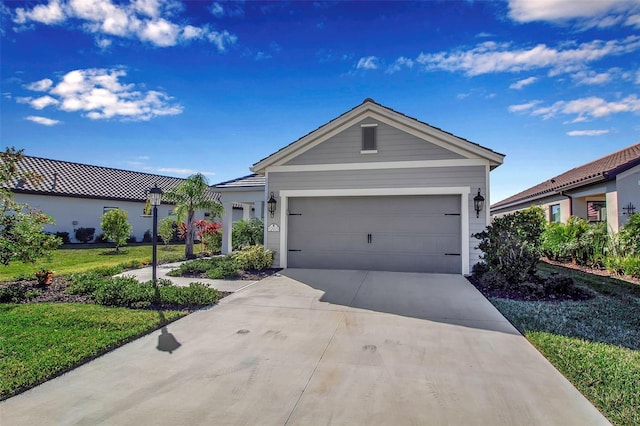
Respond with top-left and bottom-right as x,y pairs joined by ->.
492,142 -> 640,209
2,155 -> 220,203
213,173 -> 265,189
252,98 -> 505,170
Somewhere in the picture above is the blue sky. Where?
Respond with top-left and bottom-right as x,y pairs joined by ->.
1,0 -> 639,203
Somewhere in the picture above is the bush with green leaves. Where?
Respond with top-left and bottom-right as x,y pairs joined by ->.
619,212 -> 640,256
101,209 -> 132,253
75,227 -> 95,243
206,260 -> 239,279
541,217 -> 608,266
232,245 -> 274,270
472,207 -> 545,286
158,217 -> 177,247
65,273 -> 220,308
232,218 -> 264,249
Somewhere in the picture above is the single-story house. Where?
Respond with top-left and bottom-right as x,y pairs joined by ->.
5,155 -> 222,243
491,142 -> 640,232
219,98 -> 505,274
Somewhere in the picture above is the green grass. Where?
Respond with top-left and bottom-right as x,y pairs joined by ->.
0,303 -> 186,400
0,244 -> 192,281
489,263 -> 640,425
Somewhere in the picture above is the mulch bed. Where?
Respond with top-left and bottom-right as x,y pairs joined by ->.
466,274 -> 592,302
541,257 -> 640,286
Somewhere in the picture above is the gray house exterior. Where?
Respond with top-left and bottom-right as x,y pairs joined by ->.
251,99 -> 504,275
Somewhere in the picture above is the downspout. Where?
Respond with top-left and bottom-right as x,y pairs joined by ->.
560,191 -> 573,216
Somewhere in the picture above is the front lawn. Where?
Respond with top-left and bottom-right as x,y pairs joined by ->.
489,262 -> 640,426
0,244 -> 194,281
0,303 -> 186,400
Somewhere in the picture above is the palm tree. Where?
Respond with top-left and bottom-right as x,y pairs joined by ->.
164,173 -> 221,258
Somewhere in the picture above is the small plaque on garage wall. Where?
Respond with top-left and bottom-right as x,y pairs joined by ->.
268,223 -> 280,232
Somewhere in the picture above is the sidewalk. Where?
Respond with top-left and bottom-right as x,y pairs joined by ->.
115,261 -> 259,293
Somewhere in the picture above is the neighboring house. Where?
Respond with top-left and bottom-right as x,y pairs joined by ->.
4,156 -> 220,242
213,174 -> 265,226
491,142 -> 640,233
221,98 -> 505,274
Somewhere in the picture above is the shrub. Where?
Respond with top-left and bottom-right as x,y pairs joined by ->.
159,282 -> 220,306
622,256 -> 640,278
479,269 -> 507,289
579,222 -> 610,267
142,230 -> 152,243
158,217 -> 177,246
92,275 -> 154,308
472,262 -> 488,279
543,273 -> 576,295
75,227 -> 96,243
66,272 -> 108,295
0,284 -> 27,303
94,233 -> 107,243
232,218 -> 264,249
232,245 -> 273,270
473,207 -> 545,286
101,209 -> 132,253
206,261 -> 239,279
619,213 -> 640,256
127,235 -> 137,244
55,231 -> 71,244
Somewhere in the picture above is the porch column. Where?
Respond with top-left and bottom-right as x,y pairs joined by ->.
222,201 -> 233,254
606,191 -> 619,232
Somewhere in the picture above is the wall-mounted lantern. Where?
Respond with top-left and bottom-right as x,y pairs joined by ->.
473,188 -> 485,218
267,192 -> 277,218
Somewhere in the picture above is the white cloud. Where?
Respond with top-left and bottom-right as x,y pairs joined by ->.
416,36 -> 640,76
210,2 -> 224,17
530,95 -> 640,120
386,57 -> 414,74
508,0 -> 640,29
156,167 -> 216,176
572,70 -> 613,85
26,78 -> 53,91
12,0 -> 237,50
567,129 -> 610,136
21,68 -> 182,121
26,115 -> 61,126
356,56 -> 379,70
510,76 -> 538,89
508,100 -> 541,112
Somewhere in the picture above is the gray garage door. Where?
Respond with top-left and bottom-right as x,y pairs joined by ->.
287,195 -> 461,273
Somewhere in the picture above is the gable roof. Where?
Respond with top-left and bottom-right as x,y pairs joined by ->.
213,173 -> 265,189
251,98 -> 505,174
2,155 -> 220,204
492,142 -> 640,210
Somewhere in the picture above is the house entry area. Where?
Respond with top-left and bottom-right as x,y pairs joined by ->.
286,194 -> 462,273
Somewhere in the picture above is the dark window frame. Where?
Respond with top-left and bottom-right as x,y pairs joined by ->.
361,124 -> 377,153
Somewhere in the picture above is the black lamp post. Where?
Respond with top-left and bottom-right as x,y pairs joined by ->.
149,184 -> 163,283
267,192 -> 277,218
474,188 -> 485,219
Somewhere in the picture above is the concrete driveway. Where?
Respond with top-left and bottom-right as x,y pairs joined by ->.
1,269 -> 609,425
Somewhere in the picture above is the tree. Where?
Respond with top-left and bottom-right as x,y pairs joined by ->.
163,173 -> 221,258
232,218 -> 264,249
158,217 -> 176,249
101,208 -> 131,253
0,147 -> 61,265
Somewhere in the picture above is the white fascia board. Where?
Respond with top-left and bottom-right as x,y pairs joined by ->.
267,158 -> 488,173
280,187 -> 470,198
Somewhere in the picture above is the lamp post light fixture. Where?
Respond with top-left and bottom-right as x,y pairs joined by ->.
267,192 -> 277,218
149,184 -> 163,283
473,188 -> 485,219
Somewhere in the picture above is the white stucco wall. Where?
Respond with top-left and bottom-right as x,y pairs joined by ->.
13,193 -> 207,243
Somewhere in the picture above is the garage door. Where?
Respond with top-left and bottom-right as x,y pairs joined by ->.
287,195 -> 461,273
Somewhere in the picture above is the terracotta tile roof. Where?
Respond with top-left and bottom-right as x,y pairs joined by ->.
492,142 -> 640,209
252,98 -> 504,170
213,173 -> 265,189
2,155 -> 220,203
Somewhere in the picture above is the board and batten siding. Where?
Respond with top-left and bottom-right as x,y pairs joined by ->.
265,165 -> 488,272
285,120 -> 464,166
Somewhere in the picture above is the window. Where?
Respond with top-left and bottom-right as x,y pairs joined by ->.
587,201 -> 606,222
550,204 -> 561,223
361,124 -> 377,153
